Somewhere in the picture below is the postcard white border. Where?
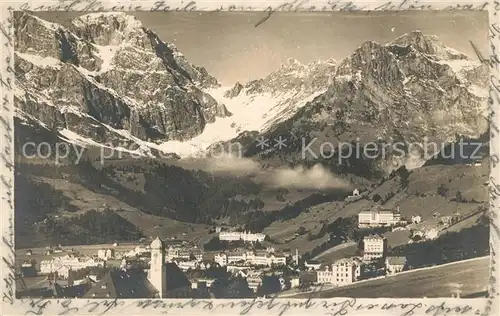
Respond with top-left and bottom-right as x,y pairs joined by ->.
1,1 -> 499,315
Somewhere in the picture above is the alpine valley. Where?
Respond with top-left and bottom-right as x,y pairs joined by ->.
14,10 -> 489,273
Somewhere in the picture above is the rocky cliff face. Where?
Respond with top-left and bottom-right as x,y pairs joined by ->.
15,15 -> 488,165
204,58 -> 338,144
220,31 -> 488,175
239,58 -> 338,96
14,12 -> 229,156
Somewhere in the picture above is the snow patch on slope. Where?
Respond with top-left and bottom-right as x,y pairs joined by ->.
16,52 -> 61,69
468,84 -> 488,98
72,12 -> 143,31
16,109 -> 50,129
59,128 -> 155,157
30,14 -> 61,31
160,87 -> 324,157
437,59 -> 481,73
158,86 -> 325,157
93,44 -> 119,73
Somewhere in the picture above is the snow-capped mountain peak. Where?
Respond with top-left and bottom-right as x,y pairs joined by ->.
227,30 -> 489,173
15,15 -> 488,161
71,12 -> 144,45
14,11 -> 229,157
390,30 -> 468,60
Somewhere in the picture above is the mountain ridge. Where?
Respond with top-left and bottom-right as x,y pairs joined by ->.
15,13 -> 489,174
208,30 -> 488,177
15,11 -> 229,158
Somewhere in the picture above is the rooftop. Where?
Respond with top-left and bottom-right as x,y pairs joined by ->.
150,236 -> 164,249
83,263 -> 191,298
360,208 -> 400,214
333,257 -> 360,266
364,234 -> 386,240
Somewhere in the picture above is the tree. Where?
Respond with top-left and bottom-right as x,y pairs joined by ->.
412,235 -> 422,242
226,277 -> 254,298
210,278 -> 230,298
254,241 -> 266,250
299,280 -> 312,292
251,199 -> 265,210
296,226 -> 307,236
257,276 -> 281,296
437,184 -> 448,198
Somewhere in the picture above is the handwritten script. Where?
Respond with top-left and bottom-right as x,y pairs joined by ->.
19,296 -> 487,316
4,0 -> 492,27
1,0 -> 499,315
482,4 -> 500,316
1,0 -> 15,310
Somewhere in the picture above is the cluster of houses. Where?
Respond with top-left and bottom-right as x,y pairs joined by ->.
19,235 -> 304,299
242,270 -> 299,292
166,246 -> 203,261
358,200 -> 465,231
97,249 -> 115,260
214,249 -> 288,267
357,204 -> 462,243
172,259 -> 217,271
19,198 -> 470,299
358,207 -> 405,228
39,255 -> 105,279
22,237 -> 302,299
218,231 -> 267,242
313,234 -> 407,287
309,203 -> 466,289
119,242 -> 206,272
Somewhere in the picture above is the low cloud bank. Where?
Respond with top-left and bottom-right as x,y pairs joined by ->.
178,154 -> 349,190
204,155 -> 260,174
271,164 -> 349,189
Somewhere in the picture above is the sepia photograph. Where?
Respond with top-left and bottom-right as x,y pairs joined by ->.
12,9 -> 491,300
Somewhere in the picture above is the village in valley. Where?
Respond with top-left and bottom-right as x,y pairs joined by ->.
16,187 -> 482,299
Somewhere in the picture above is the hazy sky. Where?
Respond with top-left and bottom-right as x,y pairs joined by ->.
37,11 -> 488,85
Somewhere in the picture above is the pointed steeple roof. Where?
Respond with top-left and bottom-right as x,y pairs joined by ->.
150,235 -> 164,249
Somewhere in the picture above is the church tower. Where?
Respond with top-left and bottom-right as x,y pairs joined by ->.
149,236 -> 166,298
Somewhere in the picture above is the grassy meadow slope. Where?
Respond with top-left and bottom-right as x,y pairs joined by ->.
14,117 -> 489,252
263,159 -> 488,254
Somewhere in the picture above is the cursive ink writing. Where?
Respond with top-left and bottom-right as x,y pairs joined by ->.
24,299 -> 52,315
57,299 -> 79,315
2,236 -> 16,305
484,2 -> 500,316
1,6 -> 15,314
254,0 -> 367,27
254,0 -> 489,27
8,295 -> 490,315
81,298 -> 124,314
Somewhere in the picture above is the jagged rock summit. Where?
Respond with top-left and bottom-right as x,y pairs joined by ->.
227,57 -> 338,97
15,12 -> 230,156
222,31 -> 488,173
14,15 -> 488,163
391,30 -> 468,60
